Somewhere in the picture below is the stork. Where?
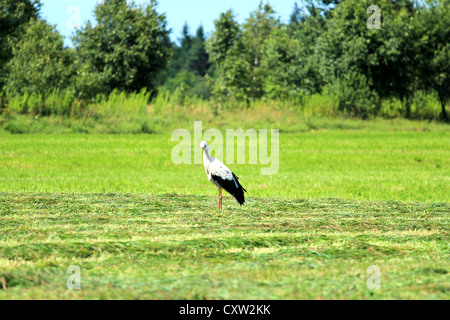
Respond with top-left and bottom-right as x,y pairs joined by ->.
200,141 -> 247,209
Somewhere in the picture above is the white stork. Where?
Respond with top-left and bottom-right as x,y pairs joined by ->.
200,141 -> 247,209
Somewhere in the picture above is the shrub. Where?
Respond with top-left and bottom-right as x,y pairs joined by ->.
44,90 -> 76,116
327,72 -> 380,118
88,89 -> 151,117
4,19 -> 74,96
8,92 -> 30,114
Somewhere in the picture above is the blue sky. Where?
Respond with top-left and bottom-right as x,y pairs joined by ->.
40,0 -> 297,46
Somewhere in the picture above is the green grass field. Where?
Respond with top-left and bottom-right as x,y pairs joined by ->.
0,123 -> 449,299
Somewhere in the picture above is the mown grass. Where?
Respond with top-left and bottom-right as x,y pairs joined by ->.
0,193 -> 448,299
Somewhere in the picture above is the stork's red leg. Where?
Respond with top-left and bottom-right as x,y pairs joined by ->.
219,187 -> 222,210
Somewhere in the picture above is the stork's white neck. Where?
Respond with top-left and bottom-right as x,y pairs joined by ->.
203,148 -> 212,163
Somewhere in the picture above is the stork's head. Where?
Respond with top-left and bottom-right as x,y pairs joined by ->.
200,141 -> 209,151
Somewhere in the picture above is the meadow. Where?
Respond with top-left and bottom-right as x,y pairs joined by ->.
0,126 -> 449,201
0,119 -> 449,299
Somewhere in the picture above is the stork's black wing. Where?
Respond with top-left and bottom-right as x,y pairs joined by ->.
211,172 -> 247,205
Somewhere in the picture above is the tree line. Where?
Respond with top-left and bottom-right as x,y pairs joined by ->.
0,0 -> 449,120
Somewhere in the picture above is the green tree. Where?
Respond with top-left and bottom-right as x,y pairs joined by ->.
158,24 -> 190,85
315,0 -> 420,117
241,2 -> 279,100
180,23 -> 192,52
207,3 -> 279,102
188,26 -> 211,77
207,10 -> 241,67
158,24 -> 212,100
262,3 -> 326,99
289,2 -> 302,25
163,24 -> 210,79
262,26 -> 304,99
416,0 -> 450,121
206,10 -> 250,102
0,0 -> 41,90
73,0 -> 170,97
4,18 -> 74,95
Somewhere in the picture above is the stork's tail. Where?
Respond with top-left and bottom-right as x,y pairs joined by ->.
231,174 -> 246,205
